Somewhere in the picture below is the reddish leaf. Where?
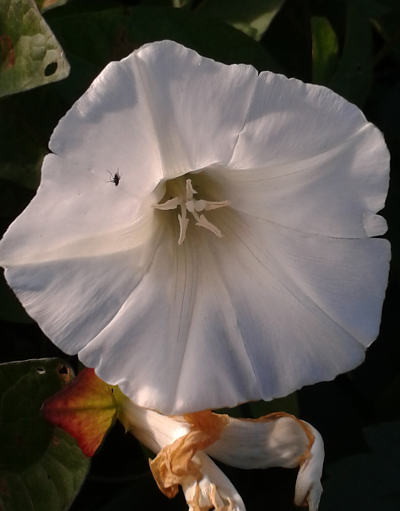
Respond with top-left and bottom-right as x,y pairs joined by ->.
41,368 -> 119,456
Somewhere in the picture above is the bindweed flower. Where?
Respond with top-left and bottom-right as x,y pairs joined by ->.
0,41 -> 390,415
42,368 -> 324,511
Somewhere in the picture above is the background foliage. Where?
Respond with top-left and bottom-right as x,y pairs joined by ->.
0,0 -> 399,509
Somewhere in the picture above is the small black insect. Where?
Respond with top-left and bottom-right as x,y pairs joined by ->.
107,170 -> 121,186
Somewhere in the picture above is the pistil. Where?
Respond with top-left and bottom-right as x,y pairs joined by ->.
154,179 -> 229,245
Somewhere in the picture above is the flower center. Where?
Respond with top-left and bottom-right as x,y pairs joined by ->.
154,178 -> 229,245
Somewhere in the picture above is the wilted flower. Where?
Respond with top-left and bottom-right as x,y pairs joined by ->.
0,40 -> 390,415
123,403 -> 324,511
42,368 -> 324,511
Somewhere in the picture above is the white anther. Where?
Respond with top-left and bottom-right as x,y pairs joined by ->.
196,214 -> 222,238
178,213 -> 189,245
186,179 -> 197,198
154,197 -> 182,210
202,200 -> 229,211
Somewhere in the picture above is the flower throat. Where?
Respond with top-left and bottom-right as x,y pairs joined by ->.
154,178 -> 229,245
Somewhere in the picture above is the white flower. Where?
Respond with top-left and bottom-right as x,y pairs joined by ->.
0,40 -> 390,415
119,401 -> 324,511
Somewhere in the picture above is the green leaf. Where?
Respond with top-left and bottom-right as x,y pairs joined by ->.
311,16 -> 339,85
196,0 -> 285,41
0,359 -> 90,511
0,0 -> 70,98
327,3 -> 373,106
321,422 -> 400,510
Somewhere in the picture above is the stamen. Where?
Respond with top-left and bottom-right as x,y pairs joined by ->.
196,214 -> 222,238
186,179 -> 197,198
155,197 -> 181,210
202,200 -> 229,211
178,203 -> 189,245
154,178 -> 229,244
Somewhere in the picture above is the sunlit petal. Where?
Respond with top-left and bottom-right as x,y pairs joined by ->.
228,72 -> 389,238
50,40 -> 257,179
207,412 -> 324,510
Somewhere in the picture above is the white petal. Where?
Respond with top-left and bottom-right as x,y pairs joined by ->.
128,41 -> 258,177
183,452 -> 245,511
226,71 -> 389,238
3,226 -> 160,354
74,224 -> 200,411
3,202 -> 259,414
48,55 -> 163,188
50,40 -> 257,179
159,207 -> 388,410
0,155 -> 159,266
73,218 -> 258,413
119,399 -> 189,453
294,423 -> 324,511
207,414 -> 310,469
199,209 -> 389,401
1,40 -> 257,263
207,414 -> 324,510
230,212 -> 390,347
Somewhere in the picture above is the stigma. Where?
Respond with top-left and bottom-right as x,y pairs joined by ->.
154,179 -> 229,245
